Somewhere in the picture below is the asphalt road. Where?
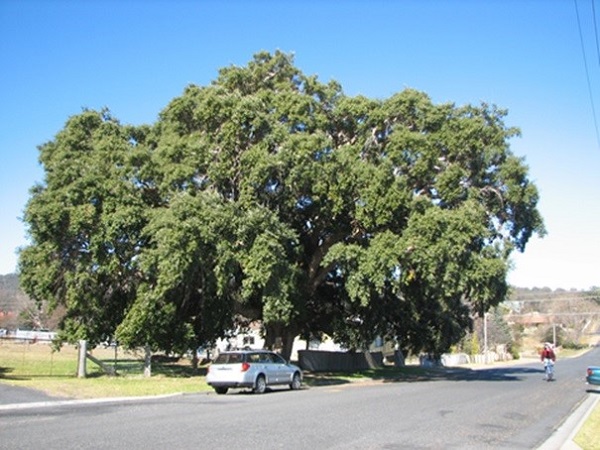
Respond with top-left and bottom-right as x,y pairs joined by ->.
1,346 -> 598,450
0,383 -> 68,405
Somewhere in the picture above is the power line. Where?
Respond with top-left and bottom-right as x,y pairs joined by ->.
509,312 -> 600,317
592,0 -> 600,66
507,295 -> 599,302
574,0 -> 600,149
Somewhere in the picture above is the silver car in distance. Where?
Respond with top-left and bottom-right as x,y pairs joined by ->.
206,349 -> 303,394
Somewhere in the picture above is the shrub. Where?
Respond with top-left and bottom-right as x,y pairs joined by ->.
561,341 -> 585,350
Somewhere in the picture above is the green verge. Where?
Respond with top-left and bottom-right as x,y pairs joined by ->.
573,397 -> 600,450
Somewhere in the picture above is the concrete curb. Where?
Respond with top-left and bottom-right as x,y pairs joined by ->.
0,392 -> 183,412
536,394 -> 599,450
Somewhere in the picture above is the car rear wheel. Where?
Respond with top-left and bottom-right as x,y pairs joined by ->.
214,387 -> 228,395
290,372 -> 302,390
254,375 -> 267,394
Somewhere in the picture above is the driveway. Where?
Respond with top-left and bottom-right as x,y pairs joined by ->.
0,383 -> 67,406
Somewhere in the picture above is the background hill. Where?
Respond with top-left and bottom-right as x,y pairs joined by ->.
0,273 -> 62,330
506,286 -> 600,350
0,274 -> 31,321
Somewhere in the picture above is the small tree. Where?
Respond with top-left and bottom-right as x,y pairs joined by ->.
542,325 -> 565,347
463,332 -> 480,356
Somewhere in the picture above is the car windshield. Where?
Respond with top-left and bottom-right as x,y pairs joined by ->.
214,353 -> 245,364
271,353 -> 286,364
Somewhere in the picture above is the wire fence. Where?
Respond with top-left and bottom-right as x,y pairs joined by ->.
0,337 -> 200,379
0,338 -> 115,377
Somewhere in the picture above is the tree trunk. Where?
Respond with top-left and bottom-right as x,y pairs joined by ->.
191,350 -> 199,370
280,331 -> 295,362
264,323 -> 297,361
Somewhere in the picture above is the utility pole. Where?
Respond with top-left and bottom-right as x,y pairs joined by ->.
483,312 -> 488,363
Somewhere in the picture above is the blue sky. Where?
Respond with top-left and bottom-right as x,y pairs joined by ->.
1,0 -> 598,290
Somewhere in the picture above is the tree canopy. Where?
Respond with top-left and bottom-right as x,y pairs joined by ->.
19,51 -> 545,359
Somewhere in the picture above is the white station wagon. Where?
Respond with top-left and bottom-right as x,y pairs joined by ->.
206,349 -> 303,394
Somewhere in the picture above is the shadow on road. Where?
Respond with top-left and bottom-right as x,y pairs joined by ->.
302,364 -> 545,386
375,366 -> 544,383
431,366 -> 544,382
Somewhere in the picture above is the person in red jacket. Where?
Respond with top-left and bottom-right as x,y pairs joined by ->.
540,342 -> 556,362
541,343 -> 556,381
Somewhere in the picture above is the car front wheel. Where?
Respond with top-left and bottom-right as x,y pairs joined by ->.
254,375 -> 267,394
214,387 -> 228,395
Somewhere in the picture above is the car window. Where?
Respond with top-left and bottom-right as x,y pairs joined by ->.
270,353 -> 286,364
248,353 -> 262,363
214,353 -> 244,364
257,353 -> 272,363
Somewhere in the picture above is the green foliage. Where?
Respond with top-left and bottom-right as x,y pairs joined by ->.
19,110 -> 145,347
561,341 -> 586,350
508,345 -> 521,360
459,332 -> 481,356
19,51 -> 545,359
470,333 -> 481,355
